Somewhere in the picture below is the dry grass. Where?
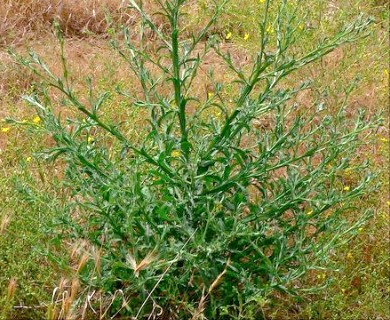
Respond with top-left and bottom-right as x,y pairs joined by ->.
0,0 -> 206,46
0,0 -> 135,45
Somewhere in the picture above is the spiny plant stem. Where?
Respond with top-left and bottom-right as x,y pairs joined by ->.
205,0 -> 272,157
170,1 -> 189,158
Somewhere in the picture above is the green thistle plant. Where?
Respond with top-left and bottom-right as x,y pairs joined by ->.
9,0 -> 378,319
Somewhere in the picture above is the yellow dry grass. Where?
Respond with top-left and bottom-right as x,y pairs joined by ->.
0,0 -> 133,45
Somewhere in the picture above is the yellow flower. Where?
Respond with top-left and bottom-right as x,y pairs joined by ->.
244,32 -> 249,41
387,201 -> 390,206
306,210 -> 313,216
358,227 -> 363,232
207,92 -> 214,99
171,150 -> 181,158
385,69 -> 389,77
343,186 -> 350,191
1,127 -> 10,133
87,136 -> 94,143
32,116 -> 41,124
259,0 -> 265,3
225,31 -> 232,40
169,100 -> 177,109
214,110 -> 222,118
344,168 -> 352,176
347,252 -> 353,259
26,157 -> 32,162
379,137 -> 388,143
317,273 -> 326,280
298,24 -> 304,31
266,25 -> 274,34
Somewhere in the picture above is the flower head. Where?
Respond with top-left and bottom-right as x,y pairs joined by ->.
214,110 -> 222,118
266,25 -> 274,34
225,31 -> 232,40
317,273 -> 326,280
244,32 -> 249,41
171,150 -> 181,158
32,116 -> 41,124
1,127 -> 10,133
344,168 -> 352,176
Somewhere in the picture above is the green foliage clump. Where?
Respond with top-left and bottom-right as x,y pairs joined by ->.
9,0 -> 378,318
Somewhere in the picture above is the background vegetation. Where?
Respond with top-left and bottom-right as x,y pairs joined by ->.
0,0 -> 388,319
